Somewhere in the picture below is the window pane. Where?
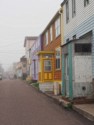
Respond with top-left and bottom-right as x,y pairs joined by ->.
66,1 -> 69,23
55,18 -> 60,37
75,43 -> 91,53
72,0 -> 76,17
44,60 -> 52,71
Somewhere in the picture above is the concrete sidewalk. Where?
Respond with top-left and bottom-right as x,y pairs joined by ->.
31,84 -> 94,121
73,104 -> 94,121
44,92 -> 94,121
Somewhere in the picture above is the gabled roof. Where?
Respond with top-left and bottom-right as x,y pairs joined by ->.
24,36 -> 38,47
41,8 -> 62,35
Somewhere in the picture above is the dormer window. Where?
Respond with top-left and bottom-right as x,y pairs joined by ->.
84,0 -> 89,7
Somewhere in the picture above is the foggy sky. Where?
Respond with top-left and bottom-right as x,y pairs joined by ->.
0,0 -> 63,71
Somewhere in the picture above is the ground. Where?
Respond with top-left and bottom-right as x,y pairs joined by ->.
0,79 -> 94,125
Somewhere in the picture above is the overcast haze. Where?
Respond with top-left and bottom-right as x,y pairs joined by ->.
0,0 -> 63,71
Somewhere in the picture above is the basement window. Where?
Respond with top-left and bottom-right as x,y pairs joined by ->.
75,43 -> 91,53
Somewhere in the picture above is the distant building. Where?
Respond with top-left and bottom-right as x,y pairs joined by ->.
37,8 -> 63,93
24,36 -> 38,77
30,35 -> 42,81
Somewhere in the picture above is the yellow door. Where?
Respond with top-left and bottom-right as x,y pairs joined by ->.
43,59 -> 54,82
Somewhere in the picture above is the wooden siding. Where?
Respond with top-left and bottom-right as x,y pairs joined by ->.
62,0 -> 94,78
42,16 -> 62,82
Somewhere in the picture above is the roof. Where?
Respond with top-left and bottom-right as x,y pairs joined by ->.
24,36 -> 38,47
61,0 -> 67,6
61,39 -> 79,47
41,8 -> 62,35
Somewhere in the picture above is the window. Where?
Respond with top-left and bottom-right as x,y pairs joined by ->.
72,0 -> 76,17
56,48 -> 61,69
66,1 -> 69,23
55,17 -> 60,37
45,31 -> 48,45
75,43 -> 91,53
50,26 -> 53,42
44,60 -> 52,71
34,60 -> 36,77
84,0 -> 89,7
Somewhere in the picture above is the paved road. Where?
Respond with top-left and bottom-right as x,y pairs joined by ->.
0,79 -> 94,125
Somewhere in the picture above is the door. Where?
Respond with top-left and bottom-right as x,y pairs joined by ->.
43,59 -> 53,82
65,55 -> 69,97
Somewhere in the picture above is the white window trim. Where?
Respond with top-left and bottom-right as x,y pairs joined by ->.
45,31 -> 48,45
50,26 -> 53,42
72,0 -> 76,18
84,0 -> 89,7
66,0 -> 69,23
55,47 -> 61,70
55,17 -> 60,38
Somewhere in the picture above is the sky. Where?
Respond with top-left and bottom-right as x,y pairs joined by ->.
0,0 -> 63,71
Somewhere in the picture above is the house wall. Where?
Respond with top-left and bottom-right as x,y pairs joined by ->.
31,36 -> 42,81
42,15 -> 62,83
63,0 -> 94,42
73,56 -> 93,97
62,0 -> 94,79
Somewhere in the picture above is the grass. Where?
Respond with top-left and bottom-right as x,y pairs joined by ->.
32,83 -> 39,89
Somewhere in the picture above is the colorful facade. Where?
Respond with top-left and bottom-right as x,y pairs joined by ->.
38,9 -> 63,93
61,0 -> 94,100
30,36 -> 42,81
24,36 -> 38,77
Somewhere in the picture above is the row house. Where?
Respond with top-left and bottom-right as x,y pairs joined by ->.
37,9 -> 63,93
24,36 -> 38,77
30,35 -> 42,82
16,62 -> 22,78
20,56 -> 27,79
16,56 -> 27,79
61,0 -> 94,100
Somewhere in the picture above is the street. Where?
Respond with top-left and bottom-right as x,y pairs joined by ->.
0,79 -> 94,125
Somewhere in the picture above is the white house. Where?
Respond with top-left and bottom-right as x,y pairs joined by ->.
61,0 -> 94,99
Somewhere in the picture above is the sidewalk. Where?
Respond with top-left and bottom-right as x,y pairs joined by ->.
31,84 -> 94,121
73,104 -> 94,121
44,92 -> 94,121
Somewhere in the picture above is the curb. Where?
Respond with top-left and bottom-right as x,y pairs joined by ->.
29,83 -> 94,121
73,105 -> 94,121
31,84 -> 72,108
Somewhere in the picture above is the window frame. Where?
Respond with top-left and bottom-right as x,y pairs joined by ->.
55,47 -> 61,70
55,17 -> 60,38
45,31 -> 48,45
72,0 -> 76,18
50,26 -> 53,42
66,0 -> 69,23
84,0 -> 89,7
74,43 -> 91,54
44,60 -> 52,72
